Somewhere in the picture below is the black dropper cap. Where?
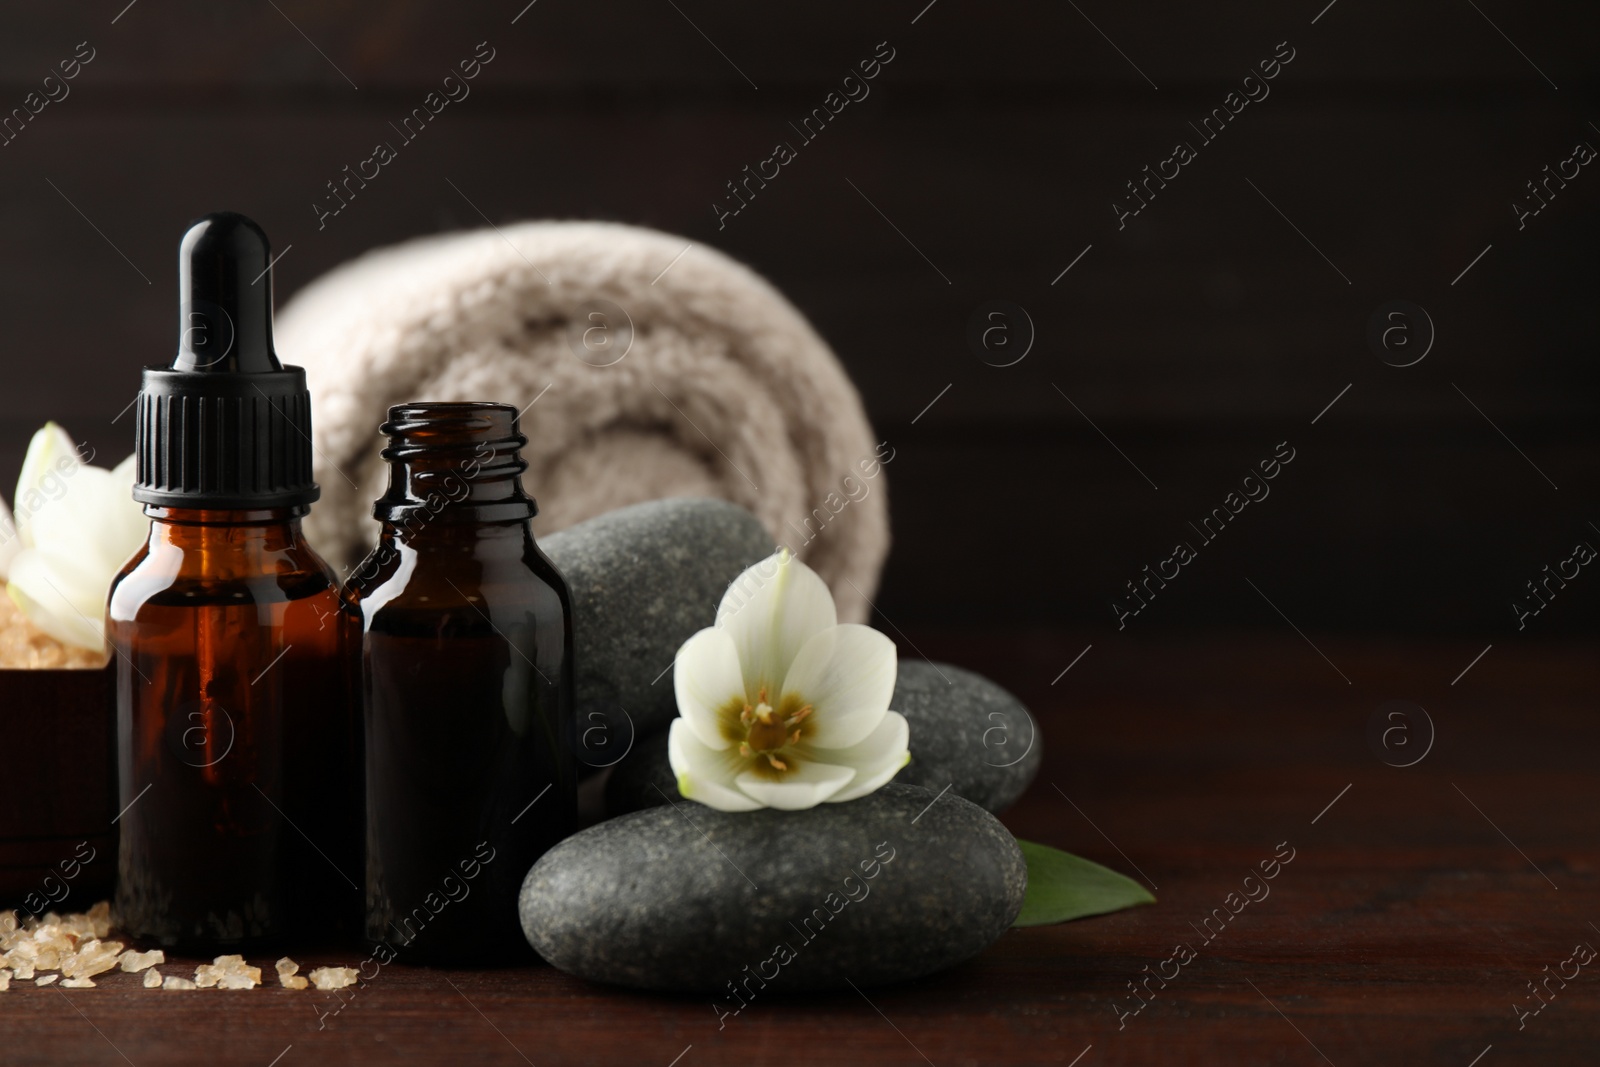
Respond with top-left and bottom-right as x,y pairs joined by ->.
132,213 -> 319,510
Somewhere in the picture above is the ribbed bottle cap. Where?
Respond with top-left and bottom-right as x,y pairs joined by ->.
133,213 -> 319,509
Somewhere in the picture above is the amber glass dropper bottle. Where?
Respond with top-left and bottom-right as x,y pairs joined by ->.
109,213 -> 361,951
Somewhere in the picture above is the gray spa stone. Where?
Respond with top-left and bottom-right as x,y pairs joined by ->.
540,498 -> 775,768
891,661 -> 1042,811
604,660 -> 1042,815
601,728 -> 678,816
519,783 -> 1026,992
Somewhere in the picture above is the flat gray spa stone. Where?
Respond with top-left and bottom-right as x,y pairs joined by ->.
519,783 -> 1026,993
604,660 -> 1042,815
540,498 -> 775,767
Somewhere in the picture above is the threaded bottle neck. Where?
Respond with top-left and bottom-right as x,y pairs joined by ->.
374,402 -> 537,526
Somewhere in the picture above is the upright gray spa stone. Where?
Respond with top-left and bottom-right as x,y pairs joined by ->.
519,783 -> 1026,992
605,660 -> 1042,815
539,498 -> 775,756
892,661 -> 1042,811
601,727 -> 677,816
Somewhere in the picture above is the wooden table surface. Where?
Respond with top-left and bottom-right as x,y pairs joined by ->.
4,630 -> 1596,1066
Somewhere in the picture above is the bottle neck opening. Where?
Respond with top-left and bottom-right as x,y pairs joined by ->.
374,402 -> 537,525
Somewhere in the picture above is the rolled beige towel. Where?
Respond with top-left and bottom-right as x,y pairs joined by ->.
275,221 -> 888,622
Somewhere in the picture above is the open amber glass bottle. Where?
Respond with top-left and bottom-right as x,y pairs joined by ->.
351,402 -> 575,965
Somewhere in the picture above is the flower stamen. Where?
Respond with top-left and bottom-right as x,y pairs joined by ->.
669,549 -> 908,811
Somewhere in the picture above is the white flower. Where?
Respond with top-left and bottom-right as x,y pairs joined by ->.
668,550 -> 910,811
2,423 -> 146,652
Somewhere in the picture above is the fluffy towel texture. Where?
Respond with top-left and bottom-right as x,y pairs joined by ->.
275,221 -> 888,622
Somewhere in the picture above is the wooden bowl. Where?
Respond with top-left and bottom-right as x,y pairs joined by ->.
0,661 -> 116,912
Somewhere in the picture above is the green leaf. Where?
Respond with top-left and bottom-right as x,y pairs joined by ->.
1012,839 -> 1156,927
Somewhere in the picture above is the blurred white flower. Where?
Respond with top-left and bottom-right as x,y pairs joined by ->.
2,423 -> 145,652
668,550 -> 909,811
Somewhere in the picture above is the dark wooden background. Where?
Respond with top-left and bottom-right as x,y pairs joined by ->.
1,0 -> 1596,637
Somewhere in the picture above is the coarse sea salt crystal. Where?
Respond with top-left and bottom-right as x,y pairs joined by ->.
11,960 -> 34,980
218,969 -> 261,990
120,949 -> 164,973
35,974 -> 58,986
275,957 -> 308,990
25,927 -> 75,973
60,913 -> 96,940
308,966 -> 358,991
163,975 -> 196,990
143,968 -> 163,988
63,939 -> 124,979
86,902 -> 112,939
0,969 -> 10,991
198,954 -> 261,990
61,977 -> 95,988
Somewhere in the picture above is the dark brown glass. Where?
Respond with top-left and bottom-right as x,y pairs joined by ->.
108,507 -> 361,951
351,403 -> 575,965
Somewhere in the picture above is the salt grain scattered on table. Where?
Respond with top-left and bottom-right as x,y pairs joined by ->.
308,966 -> 358,991
275,957 -> 309,990
218,970 -> 261,990
0,903 -> 332,993
194,954 -> 262,990
120,948 -> 164,972
63,938 -> 124,979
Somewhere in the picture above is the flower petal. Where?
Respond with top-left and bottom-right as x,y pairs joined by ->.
672,627 -> 745,749
6,551 -> 107,651
102,454 -> 151,560
825,712 -> 911,803
715,550 -> 836,702
32,467 -> 117,574
734,760 -> 855,810
780,624 -> 897,749
667,719 -> 763,812
12,422 -> 80,548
